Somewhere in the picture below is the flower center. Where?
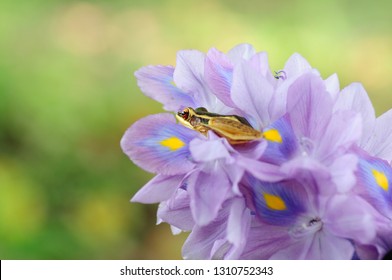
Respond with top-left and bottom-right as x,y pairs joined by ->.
288,216 -> 323,239
299,137 -> 314,156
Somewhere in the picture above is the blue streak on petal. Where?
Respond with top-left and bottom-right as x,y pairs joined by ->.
135,65 -> 195,111
358,156 -> 392,218
205,48 -> 236,108
139,122 -> 196,163
261,115 -> 298,165
248,176 -> 307,226
121,113 -> 200,175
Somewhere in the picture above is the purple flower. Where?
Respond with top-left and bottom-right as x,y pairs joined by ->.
121,43 -> 392,259
259,72 -> 361,195
123,45 -> 286,227
239,176 -> 376,259
334,82 -> 392,161
181,197 -> 251,259
352,151 -> 392,259
331,83 -> 392,259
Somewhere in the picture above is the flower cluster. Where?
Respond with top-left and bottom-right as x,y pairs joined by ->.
121,44 -> 392,259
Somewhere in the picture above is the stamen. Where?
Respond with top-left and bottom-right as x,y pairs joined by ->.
289,216 -> 323,239
274,70 -> 287,80
180,182 -> 188,190
299,137 -> 314,156
308,217 -> 321,226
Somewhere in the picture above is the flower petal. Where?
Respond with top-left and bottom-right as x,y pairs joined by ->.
121,113 -> 199,175
173,50 -> 205,95
271,231 -> 354,259
240,220 -> 292,259
227,43 -> 255,64
182,198 -> 250,259
157,188 -> 195,231
135,65 -> 195,111
334,82 -> 376,147
231,59 -> 274,129
237,157 -> 285,182
357,155 -> 392,218
363,109 -> 392,161
174,50 -> 224,111
182,201 -> 230,259
283,53 -> 312,78
182,228 -> 224,259
131,174 -> 183,203
248,51 -> 275,82
268,69 -> 321,122
309,232 -> 354,259
329,154 -> 358,193
234,139 -> 267,160
223,163 -> 244,195
280,156 -> 331,183
189,136 -> 232,163
326,194 -> 377,244
170,225 -> 183,235
286,72 -> 333,141
204,48 -> 237,108
249,178 -> 308,226
355,243 -> 380,260
270,237 -> 313,259
316,110 -> 362,162
261,115 -> 298,165
225,198 -> 251,259
324,73 -> 340,101
187,170 -> 231,226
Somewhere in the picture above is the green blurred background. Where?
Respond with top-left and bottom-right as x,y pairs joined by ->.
1,0 -> 392,259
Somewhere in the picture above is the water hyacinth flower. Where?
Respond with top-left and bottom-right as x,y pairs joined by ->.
353,151 -> 392,259
121,43 -> 392,259
239,176 -> 376,259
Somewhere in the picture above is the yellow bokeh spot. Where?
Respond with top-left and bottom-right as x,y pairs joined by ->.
69,192 -> 130,245
160,136 -> 185,151
263,129 -> 282,143
0,162 -> 47,243
372,169 -> 389,191
263,193 -> 287,211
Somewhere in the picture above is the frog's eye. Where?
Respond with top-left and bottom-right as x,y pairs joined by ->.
178,108 -> 189,120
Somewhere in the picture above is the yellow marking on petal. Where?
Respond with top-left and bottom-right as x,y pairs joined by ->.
263,129 -> 282,143
372,169 -> 389,191
263,193 -> 287,211
160,136 -> 185,151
